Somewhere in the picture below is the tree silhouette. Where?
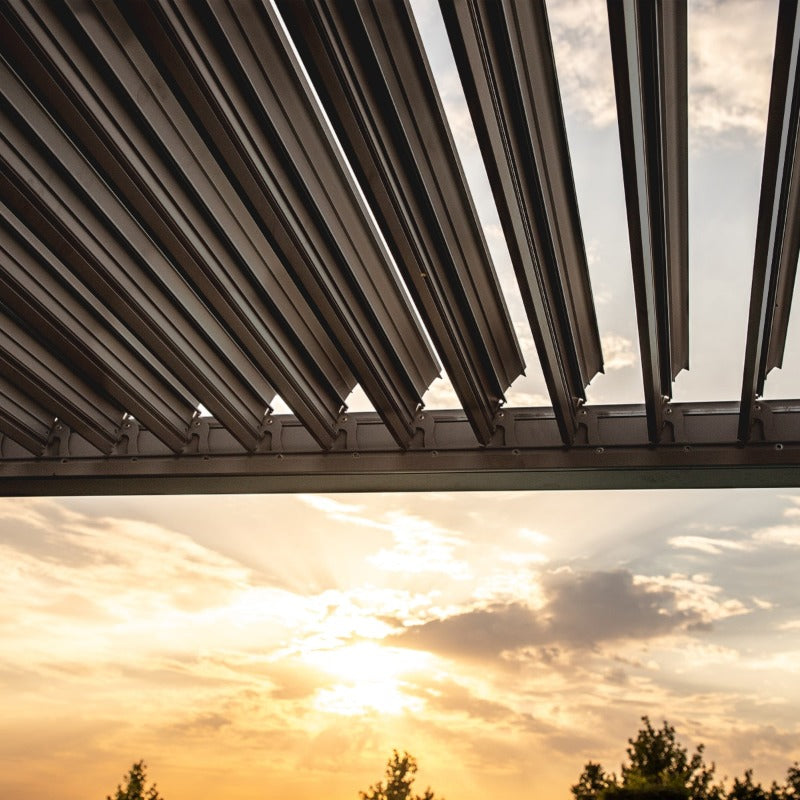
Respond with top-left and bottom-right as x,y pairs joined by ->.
106,760 -> 164,800
359,750 -> 443,800
572,717 -> 797,800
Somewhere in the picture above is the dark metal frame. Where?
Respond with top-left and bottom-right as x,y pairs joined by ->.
2,0 -> 800,495
1,402 -> 798,495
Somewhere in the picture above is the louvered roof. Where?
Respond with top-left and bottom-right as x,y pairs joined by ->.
0,0 -> 799,495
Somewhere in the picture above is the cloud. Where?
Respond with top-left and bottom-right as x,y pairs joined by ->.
754,524 -> 800,547
601,335 -> 637,370
391,569 -> 709,659
367,512 -> 471,579
548,0 -> 618,127
688,0 -> 777,144
668,535 -> 752,555
548,0 -> 776,146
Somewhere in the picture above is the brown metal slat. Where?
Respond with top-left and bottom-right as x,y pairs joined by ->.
440,0 -> 603,445
278,0 -> 524,445
57,0 -> 355,450
740,0 -> 800,441
0,58 -> 268,451
0,374 -> 53,456
158,0 -> 439,448
0,203 -> 196,452
608,0 -> 689,443
0,306 -> 123,454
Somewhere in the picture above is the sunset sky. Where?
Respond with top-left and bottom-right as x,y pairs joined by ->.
1,1 -> 799,799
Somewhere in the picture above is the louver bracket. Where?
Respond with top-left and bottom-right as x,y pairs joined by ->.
441,0 -> 603,445
608,0 -> 689,443
739,0 -> 800,442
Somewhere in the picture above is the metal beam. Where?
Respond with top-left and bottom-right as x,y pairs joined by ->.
0,375 -> 52,456
440,0 -> 603,444
0,203 -> 196,452
740,0 -> 800,441
146,0 -> 439,447
1,1 -> 360,451
608,0 -> 689,442
1,402 -> 798,495
0,27 -> 276,451
0,306 -> 123,454
278,0 -> 524,445
62,0 -> 359,450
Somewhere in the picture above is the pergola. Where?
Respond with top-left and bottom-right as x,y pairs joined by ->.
0,0 -> 798,494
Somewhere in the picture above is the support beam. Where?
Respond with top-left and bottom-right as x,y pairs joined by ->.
740,0 -> 800,441
278,0 -> 524,445
608,0 -> 689,442
0,57 -> 270,452
0,375 -> 52,456
440,0 -> 603,444
2,0 -> 360,451
1,403 -> 798,495
0,203 -> 196,452
146,0 -> 439,447
0,307 -> 123,454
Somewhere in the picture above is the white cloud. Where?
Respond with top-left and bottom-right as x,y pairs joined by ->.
548,0 -> 618,127
634,572 -> 750,623
368,512 -> 471,579
668,535 -> 751,555
688,0 -> 777,144
754,524 -> 800,547
601,334 -> 637,370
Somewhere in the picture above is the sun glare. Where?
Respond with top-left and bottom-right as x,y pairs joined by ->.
303,642 -> 433,715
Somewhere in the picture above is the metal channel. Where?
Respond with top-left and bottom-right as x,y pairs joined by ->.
4,0 -> 350,451
740,0 -> 800,441
59,0 -> 356,450
0,35 -> 270,452
0,375 -> 52,456
278,0 -> 524,445
0,306 -> 123,454
608,0 -> 689,442
0,203 -> 195,452
157,0 -> 439,447
440,0 -> 603,444
1,402 -> 798,495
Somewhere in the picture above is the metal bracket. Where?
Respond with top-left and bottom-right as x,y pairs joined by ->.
116,417 -> 141,455
411,411 -> 437,449
259,415 -> 284,453
750,403 -> 777,443
44,421 -> 71,457
185,416 -> 211,454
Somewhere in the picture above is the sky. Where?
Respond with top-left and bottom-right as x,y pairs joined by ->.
1,1 -> 799,799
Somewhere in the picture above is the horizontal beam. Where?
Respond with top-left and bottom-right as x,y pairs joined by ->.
608,0 -> 688,442
440,0 -> 603,444
278,0 -> 524,444
740,0 -> 800,441
2,402 -> 798,495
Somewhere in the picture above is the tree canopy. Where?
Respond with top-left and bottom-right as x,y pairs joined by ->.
359,750 -> 443,800
106,760 -> 164,800
572,717 -> 799,800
